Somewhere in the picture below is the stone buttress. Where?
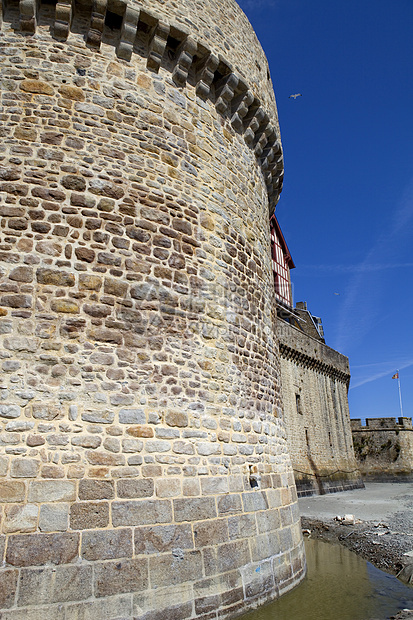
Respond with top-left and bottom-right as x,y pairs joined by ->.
0,0 -> 306,617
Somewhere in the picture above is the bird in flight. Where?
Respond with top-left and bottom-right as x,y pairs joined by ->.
289,93 -> 302,99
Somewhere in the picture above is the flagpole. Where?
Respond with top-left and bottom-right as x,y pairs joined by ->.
397,369 -> 404,417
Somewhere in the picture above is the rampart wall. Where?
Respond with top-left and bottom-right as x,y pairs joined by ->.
277,319 -> 363,496
351,418 -> 413,481
0,0 -> 305,618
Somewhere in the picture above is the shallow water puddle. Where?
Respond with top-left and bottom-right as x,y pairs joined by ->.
242,538 -> 413,620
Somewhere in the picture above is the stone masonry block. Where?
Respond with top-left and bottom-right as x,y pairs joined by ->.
200,477 -> 229,495
117,479 -> 154,498
217,494 -> 243,515
242,491 -> 269,513
256,508 -> 281,534
134,523 -> 194,555
155,478 -> 181,498
149,550 -> 203,588
6,532 -> 80,567
39,504 -> 69,532
78,479 -> 115,500
4,504 -> 39,533
9,458 -> 40,479
81,528 -> 133,561
203,539 -> 251,576
228,513 -> 257,541
0,569 -> 18,609
28,480 -> 76,502
173,497 -> 217,523
18,564 -> 93,606
94,558 -> 148,597
65,596 -> 132,620
70,502 -> 110,530
0,480 -> 26,502
193,518 -> 229,548
0,405 -> 21,419
249,531 -> 281,562
112,500 -> 172,527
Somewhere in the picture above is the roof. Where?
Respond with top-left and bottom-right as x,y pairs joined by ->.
270,215 -> 295,269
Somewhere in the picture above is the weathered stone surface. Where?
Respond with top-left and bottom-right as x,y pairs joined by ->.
94,558 -> 148,597
112,500 -> 172,526
78,480 -> 114,500
0,569 -> 18,609
82,528 -> 133,561
149,550 -> 203,587
135,523 -> 194,555
117,479 -> 154,498
70,502 -> 110,529
39,504 -> 69,532
10,459 -> 40,478
0,481 -> 26,502
173,497 -> 217,523
6,533 -> 79,566
28,480 -> 76,503
4,504 -> 39,533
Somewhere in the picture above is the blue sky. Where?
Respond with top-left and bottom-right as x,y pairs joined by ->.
237,0 -> 413,419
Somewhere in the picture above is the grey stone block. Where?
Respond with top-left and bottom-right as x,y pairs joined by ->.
112,500 -> 173,527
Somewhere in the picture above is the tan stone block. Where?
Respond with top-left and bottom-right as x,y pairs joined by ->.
94,558 -> 148,597
79,274 -> 102,290
134,523 -> 193,555
200,476 -> 229,495
51,299 -> 79,313
58,84 -> 85,100
182,478 -> 200,496
65,595 -> 132,620
10,458 -> 40,478
0,480 -> 26,502
0,569 -> 18,609
112,499 -> 172,527
4,504 -> 39,533
173,497 -> 217,523
165,410 -> 188,427
39,503 -> 69,532
78,479 -> 114,500
149,550 -> 203,588
70,502 -> 110,530
117,479 -> 154,499
193,518 -> 229,548
28,480 -> 75,502
203,539 -> 251,576
6,532 -> 79,567
155,478 -> 181,498
82,528 -> 133,561
127,425 -> 154,438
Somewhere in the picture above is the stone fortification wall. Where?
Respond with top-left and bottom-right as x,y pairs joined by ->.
0,0 -> 304,618
352,418 -> 413,481
277,319 -> 363,496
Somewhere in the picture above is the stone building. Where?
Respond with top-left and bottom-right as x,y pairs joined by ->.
0,0 -> 306,618
352,417 -> 413,481
270,217 -> 363,496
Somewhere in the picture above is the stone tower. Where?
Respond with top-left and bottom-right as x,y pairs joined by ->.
0,0 -> 306,617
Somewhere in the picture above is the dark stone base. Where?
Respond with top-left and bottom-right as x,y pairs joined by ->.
295,476 -> 365,498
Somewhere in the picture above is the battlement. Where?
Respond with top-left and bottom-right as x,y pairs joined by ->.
0,0 -> 284,212
351,417 -> 413,431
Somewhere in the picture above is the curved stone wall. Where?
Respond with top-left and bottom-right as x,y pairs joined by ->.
0,1 -> 305,618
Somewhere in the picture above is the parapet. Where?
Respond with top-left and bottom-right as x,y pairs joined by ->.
351,418 -> 413,431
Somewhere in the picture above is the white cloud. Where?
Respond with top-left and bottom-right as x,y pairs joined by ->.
350,359 -> 413,389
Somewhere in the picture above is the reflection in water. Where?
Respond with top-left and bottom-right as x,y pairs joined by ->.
242,538 -> 413,620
